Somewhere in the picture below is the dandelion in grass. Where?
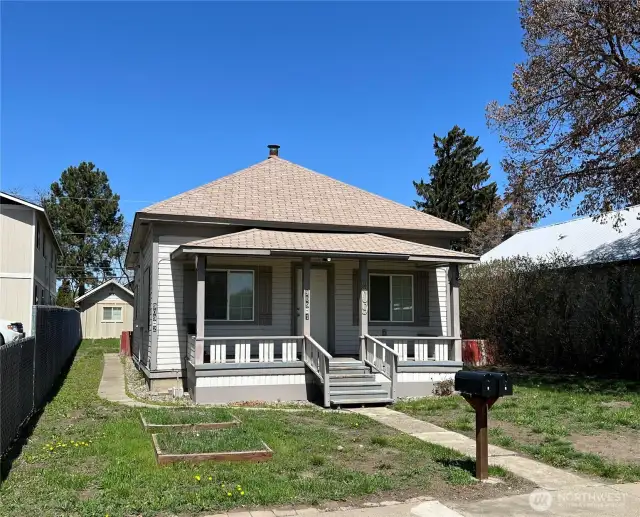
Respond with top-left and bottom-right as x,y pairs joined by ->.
208,476 -> 213,481
194,475 -> 201,481
240,491 -> 245,496
227,492 -> 232,497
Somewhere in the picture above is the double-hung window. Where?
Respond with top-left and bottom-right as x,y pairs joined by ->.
369,274 -> 414,323
205,270 -> 254,321
103,306 -> 123,322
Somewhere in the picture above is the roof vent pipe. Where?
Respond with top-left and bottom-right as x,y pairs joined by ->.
267,144 -> 280,158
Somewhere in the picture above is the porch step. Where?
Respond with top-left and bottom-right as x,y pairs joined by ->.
330,388 -> 388,397
329,373 -> 376,383
330,395 -> 394,406
329,380 -> 383,393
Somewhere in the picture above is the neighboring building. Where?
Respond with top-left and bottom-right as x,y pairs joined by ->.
0,192 -> 60,335
481,205 -> 640,265
126,145 -> 479,405
75,279 -> 134,339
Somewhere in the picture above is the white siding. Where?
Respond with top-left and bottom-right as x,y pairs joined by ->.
157,236 -> 187,369
156,240 -> 295,370
196,374 -> 305,387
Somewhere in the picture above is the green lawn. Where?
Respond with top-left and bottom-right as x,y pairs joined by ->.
395,371 -> 640,482
141,407 -> 234,425
0,340 -> 530,517
155,427 -> 265,454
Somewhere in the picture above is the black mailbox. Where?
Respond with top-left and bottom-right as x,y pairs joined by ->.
490,371 -> 513,397
455,371 -> 512,399
455,371 -> 497,398
456,370 -> 513,481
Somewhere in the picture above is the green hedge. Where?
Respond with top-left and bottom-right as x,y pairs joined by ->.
460,255 -> 640,379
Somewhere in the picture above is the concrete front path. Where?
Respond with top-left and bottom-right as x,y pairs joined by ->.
350,407 -> 599,491
98,353 -> 153,407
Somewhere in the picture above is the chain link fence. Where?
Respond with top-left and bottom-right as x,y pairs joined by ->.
0,306 -> 81,456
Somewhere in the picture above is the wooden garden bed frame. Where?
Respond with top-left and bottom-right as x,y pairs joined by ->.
140,412 -> 240,432
151,433 -> 273,465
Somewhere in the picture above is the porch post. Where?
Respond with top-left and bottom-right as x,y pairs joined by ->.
358,259 -> 369,360
448,264 -> 462,362
302,257 -> 311,336
195,254 -> 205,365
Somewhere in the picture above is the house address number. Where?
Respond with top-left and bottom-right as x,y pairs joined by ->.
304,289 -> 310,321
361,290 -> 368,316
152,303 -> 157,332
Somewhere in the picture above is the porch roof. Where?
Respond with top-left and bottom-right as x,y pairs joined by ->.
171,229 -> 479,264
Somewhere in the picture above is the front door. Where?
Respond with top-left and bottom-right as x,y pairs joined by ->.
296,268 -> 329,350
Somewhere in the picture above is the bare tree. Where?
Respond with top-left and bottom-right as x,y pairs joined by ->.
487,0 -> 640,223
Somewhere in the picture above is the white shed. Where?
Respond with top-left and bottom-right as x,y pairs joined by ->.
75,279 -> 134,339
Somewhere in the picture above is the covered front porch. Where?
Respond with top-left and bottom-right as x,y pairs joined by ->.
172,229 -> 477,406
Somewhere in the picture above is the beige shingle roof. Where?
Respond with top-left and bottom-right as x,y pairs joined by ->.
141,157 -> 467,233
182,229 -> 478,262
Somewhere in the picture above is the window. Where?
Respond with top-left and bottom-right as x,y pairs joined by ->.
43,234 -> 47,257
103,306 -> 123,322
369,274 -> 414,323
34,285 -> 39,305
36,221 -> 41,249
41,289 -> 45,305
205,270 -> 254,321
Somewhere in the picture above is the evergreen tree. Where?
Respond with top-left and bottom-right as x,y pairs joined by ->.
56,280 -> 75,308
414,126 -> 499,247
42,162 -> 125,297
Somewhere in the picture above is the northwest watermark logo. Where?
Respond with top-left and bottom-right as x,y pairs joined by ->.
529,489 -> 553,512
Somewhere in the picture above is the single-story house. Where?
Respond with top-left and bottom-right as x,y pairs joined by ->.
75,279 -> 134,339
481,204 -> 640,265
126,145 -> 479,406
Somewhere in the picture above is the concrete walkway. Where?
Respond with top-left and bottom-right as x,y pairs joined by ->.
98,353 -> 154,407
350,407 -> 599,490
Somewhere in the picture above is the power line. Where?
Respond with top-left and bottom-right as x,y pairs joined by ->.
45,197 -> 154,203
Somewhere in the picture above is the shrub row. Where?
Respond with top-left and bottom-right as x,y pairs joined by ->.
460,255 -> 640,379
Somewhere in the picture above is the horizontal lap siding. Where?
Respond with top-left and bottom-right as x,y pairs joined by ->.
334,260 -> 449,356
200,257 -> 292,337
156,241 -> 294,370
157,236 -> 189,369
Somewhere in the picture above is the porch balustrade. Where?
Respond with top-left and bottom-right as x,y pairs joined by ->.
363,334 -> 398,399
302,335 -> 332,407
369,336 -> 459,362
187,335 -> 303,365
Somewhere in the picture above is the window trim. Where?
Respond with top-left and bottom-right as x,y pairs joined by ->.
102,305 -> 124,323
205,269 -> 255,322
369,273 -> 414,323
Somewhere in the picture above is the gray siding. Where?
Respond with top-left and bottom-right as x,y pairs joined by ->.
333,260 -> 448,356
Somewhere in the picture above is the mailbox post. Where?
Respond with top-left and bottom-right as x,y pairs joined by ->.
454,371 -> 512,480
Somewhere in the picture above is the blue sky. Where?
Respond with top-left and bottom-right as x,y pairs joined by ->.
1,1 -> 577,226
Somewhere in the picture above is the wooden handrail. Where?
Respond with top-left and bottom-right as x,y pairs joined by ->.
303,335 -> 333,359
363,334 -> 400,357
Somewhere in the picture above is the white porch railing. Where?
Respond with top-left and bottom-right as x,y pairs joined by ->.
370,336 -> 459,362
187,335 -> 304,365
302,335 -> 332,408
363,334 -> 398,399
